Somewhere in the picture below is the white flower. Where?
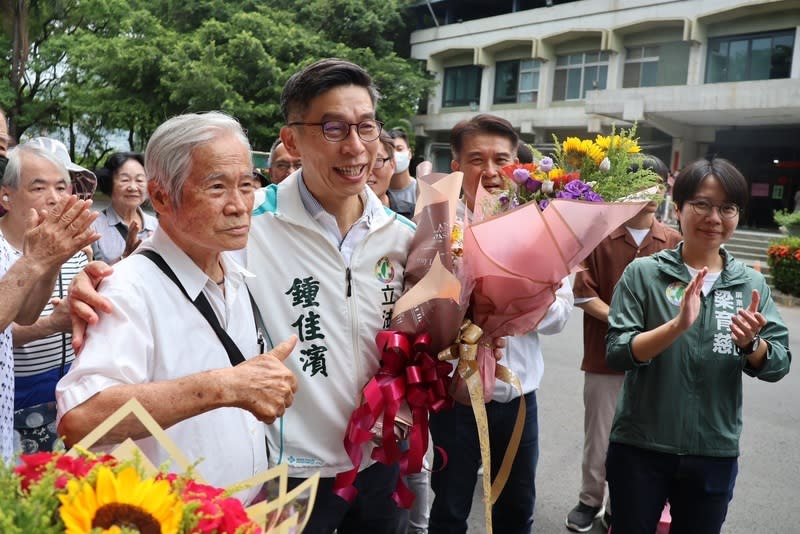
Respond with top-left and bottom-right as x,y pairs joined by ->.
599,157 -> 611,172
542,180 -> 554,194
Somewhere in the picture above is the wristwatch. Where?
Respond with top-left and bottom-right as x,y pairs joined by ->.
739,334 -> 761,355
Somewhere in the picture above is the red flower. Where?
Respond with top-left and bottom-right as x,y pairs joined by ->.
217,497 -> 260,534
15,452 -> 58,491
551,171 -> 581,189
15,452 -> 117,491
175,479 -> 260,534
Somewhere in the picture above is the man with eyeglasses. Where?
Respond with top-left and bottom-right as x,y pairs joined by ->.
267,137 -> 302,184
246,58 -> 414,533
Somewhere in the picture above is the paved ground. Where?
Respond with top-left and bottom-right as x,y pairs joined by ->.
462,303 -> 800,533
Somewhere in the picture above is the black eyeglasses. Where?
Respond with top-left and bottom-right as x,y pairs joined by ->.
272,160 -> 302,172
687,199 -> 740,219
288,120 -> 383,142
373,156 -> 393,169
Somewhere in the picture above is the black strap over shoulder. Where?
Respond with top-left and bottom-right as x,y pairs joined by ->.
103,208 -> 130,240
138,249 -> 245,367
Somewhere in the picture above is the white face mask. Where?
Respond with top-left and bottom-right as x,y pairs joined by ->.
394,151 -> 410,174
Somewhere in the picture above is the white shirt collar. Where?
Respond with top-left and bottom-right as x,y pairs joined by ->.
146,227 -> 254,300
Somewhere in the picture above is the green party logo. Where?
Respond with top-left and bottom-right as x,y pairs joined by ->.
374,256 -> 395,284
665,281 -> 687,306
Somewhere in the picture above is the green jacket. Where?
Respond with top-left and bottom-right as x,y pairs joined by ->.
607,244 -> 791,457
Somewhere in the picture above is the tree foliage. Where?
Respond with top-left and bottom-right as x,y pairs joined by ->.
0,0 -> 433,165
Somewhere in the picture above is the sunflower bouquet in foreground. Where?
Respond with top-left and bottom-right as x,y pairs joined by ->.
481,125 -> 662,215
0,449 -> 263,534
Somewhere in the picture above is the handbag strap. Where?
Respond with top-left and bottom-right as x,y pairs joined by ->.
103,208 -> 130,240
138,249 -> 245,367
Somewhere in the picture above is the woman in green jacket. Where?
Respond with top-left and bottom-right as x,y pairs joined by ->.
605,157 -> 791,534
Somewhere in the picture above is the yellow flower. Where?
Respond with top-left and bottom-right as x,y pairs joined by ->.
562,137 -> 598,168
59,466 -> 183,534
595,134 -> 641,154
561,137 -> 585,155
548,168 -> 566,180
585,142 -> 606,166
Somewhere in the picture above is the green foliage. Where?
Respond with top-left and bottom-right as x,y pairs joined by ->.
0,0 -> 433,158
773,209 -> 800,228
0,465 -> 63,534
767,236 -> 800,297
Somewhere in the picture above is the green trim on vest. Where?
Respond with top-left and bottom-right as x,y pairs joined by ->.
253,185 -> 278,216
386,207 -> 416,231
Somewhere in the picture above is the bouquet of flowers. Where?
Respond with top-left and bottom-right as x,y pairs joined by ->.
1,450 -> 262,534
0,399 -> 318,534
478,125 -> 662,216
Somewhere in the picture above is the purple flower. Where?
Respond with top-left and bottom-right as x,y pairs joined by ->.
539,199 -> 550,210
498,192 -> 511,207
564,180 -> 591,196
539,157 -> 554,172
556,190 -> 575,199
584,191 -> 604,202
511,168 -> 530,185
525,177 -> 542,192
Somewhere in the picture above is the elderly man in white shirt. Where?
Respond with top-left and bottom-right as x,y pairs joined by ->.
56,112 -> 297,497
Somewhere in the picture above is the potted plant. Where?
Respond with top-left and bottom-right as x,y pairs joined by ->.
773,209 -> 800,236
767,236 -> 800,297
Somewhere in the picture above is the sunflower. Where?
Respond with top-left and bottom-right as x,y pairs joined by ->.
595,134 -> 641,154
58,466 -> 184,534
585,142 -> 606,166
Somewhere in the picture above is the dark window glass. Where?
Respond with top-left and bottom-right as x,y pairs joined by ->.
443,65 -> 483,107
553,51 -> 608,100
494,59 -> 540,104
706,30 -> 795,83
494,61 -> 519,104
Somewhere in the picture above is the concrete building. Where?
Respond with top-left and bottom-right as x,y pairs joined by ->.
408,0 -> 800,228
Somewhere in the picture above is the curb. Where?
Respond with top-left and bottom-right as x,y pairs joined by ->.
772,291 -> 799,308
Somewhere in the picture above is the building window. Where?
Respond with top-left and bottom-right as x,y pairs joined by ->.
706,30 -> 794,83
623,46 -> 660,88
494,59 -> 541,104
443,65 -> 482,107
553,51 -> 609,101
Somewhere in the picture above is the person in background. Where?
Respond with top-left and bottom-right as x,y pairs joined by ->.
56,112 -> 297,499
366,133 -> 396,209
517,140 -> 534,164
1,107 -> 11,218
605,156 -> 791,534
0,140 -> 101,454
387,128 -> 417,218
267,137 -> 302,184
0,140 -> 99,462
428,114 -> 573,534
565,155 -> 682,532
91,152 -> 157,264
0,106 -> 9,157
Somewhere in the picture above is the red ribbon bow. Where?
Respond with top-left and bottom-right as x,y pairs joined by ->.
334,330 -> 454,508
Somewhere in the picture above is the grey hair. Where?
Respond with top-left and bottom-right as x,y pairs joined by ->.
2,144 -> 70,189
144,112 -> 251,208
